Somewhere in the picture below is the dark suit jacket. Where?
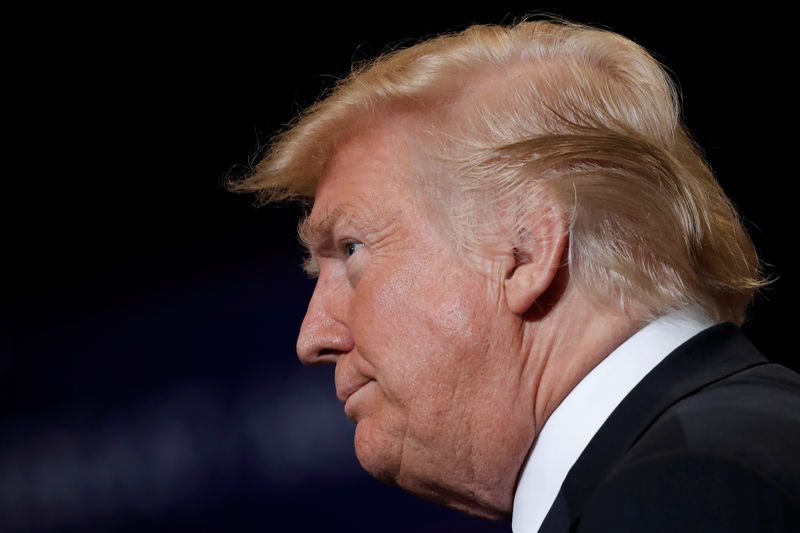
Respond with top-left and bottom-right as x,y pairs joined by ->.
538,323 -> 800,533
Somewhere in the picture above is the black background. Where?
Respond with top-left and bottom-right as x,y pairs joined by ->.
4,6 -> 795,532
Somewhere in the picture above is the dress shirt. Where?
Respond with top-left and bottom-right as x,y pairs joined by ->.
511,307 -> 716,533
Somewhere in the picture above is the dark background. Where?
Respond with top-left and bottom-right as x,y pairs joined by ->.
4,6 -> 795,532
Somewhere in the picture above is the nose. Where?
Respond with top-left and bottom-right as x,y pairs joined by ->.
296,281 -> 354,365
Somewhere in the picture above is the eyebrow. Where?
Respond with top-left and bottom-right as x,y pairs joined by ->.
297,202 -> 399,276
297,210 -> 341,278
299,200 -> 389,250
297,206 -> 343,253
297,205 -> 368,277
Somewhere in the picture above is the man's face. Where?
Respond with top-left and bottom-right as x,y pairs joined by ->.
296,119 -> 534,516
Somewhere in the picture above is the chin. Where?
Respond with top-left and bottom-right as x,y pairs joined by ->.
353,419 -> 402,487
353,420 -> 513,521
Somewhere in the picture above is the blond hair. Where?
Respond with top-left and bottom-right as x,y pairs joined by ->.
230,19 -> 764,324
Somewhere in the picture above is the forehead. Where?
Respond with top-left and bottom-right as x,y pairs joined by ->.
305,119 -> 428,234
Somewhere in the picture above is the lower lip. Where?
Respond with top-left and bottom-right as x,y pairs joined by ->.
344,380 -> 374,418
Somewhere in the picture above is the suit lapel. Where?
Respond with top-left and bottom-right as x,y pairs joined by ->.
538,323 -> 768,532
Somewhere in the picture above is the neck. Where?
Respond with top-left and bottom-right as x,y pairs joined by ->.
521,291 -> 647,437
432,290 -> 646,520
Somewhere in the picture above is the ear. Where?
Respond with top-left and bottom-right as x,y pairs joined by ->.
504,207 -> 567,316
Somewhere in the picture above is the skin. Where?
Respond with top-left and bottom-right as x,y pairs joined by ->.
296,115 -> 644,520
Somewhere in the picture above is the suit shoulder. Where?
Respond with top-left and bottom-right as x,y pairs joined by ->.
661,362 -> 800,439
620,362 -> 800,506
638,362 -> 800,451
577,450 -> 800,533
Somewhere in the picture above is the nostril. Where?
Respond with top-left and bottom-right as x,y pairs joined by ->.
298,346 -> 345,366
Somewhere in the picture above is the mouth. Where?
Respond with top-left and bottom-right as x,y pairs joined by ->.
336,380 -> 371,405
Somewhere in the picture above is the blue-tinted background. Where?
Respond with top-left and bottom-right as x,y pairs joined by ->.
5,6 -> 795,532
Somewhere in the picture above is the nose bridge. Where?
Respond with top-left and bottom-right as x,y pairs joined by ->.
296,273 -> 353,365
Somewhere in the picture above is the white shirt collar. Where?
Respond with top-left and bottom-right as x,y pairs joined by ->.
511,307 -> 716,533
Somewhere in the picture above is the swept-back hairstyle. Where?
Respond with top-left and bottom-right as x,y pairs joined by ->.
231,19 -> 764,324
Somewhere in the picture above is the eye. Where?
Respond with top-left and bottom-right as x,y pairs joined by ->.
344,241 -> 363,258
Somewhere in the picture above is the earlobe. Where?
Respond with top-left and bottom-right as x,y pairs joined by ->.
504,209 -> 567,316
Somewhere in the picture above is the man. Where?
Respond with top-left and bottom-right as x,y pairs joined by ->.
232,19 -> 800,532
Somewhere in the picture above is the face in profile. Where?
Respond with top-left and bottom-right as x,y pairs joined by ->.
295,119 -> 536,516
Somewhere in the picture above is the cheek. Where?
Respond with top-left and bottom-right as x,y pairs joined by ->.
374,257 -> 487,336
364,262 -> 493,400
